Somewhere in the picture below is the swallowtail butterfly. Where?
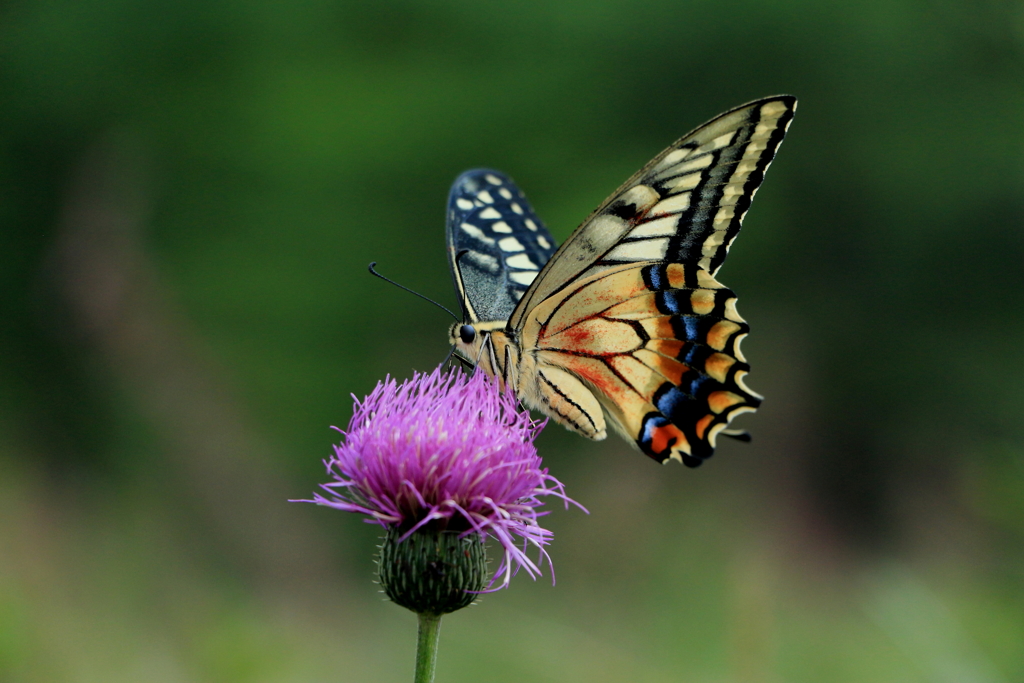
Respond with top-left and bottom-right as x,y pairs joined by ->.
447,96 -> 796,466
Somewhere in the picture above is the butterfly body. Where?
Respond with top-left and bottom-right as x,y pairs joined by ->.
447,97 -> 796,466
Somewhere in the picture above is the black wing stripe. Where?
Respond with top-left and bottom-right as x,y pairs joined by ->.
601,100 -> 793,275
537,370 -> 600,434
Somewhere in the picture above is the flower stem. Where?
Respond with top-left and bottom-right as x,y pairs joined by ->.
414,612 -> 442,683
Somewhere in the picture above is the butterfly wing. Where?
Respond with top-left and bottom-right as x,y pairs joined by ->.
446,169 -> 558,323
513,96 -> 796,466
521,261 -> 760,467
510,96 -> 795,329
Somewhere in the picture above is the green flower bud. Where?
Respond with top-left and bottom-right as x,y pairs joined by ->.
378,527 -> 488,615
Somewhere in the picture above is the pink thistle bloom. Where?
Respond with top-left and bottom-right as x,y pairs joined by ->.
301,366 -> 581,589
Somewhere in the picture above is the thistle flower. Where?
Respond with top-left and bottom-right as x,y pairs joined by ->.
295,365 -> 582,682
302,365 -> 578,596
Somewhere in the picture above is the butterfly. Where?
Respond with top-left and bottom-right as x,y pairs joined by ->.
446,96 -> 796,467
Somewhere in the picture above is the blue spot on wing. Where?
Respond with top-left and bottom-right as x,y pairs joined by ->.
654,377 -> 709,418
642,264 -> 667,291
655,386 -> 688,417
682,344 -> 701,364
678,315 -> 700,341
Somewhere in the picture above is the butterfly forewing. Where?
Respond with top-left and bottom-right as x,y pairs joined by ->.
446,169 -> 558,323
510,97 -> 796,330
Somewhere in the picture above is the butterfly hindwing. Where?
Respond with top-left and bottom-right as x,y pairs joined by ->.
523,261 -> 760,466
446,169 -> 558,323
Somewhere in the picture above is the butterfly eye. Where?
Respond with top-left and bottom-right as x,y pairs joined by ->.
459,325 -> 476,344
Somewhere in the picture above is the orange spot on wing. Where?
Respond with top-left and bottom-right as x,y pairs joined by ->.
646,338 -> 684,359
690,289 -> 716,315
650,423 -> 688,455
704,353 -> 736,382
695,414 -> 714,439
666,263 -> 689,288
706,320 -> 741,351
640,317 -> 676,340
708,391 -> 745,414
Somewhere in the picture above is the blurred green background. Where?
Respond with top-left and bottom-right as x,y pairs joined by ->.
2,1 -> 1023,681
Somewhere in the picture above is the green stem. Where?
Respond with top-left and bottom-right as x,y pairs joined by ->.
414,612 -> 442,683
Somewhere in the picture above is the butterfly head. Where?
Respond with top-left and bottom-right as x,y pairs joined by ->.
449,322 -> 482,364
448,320 -> 513,375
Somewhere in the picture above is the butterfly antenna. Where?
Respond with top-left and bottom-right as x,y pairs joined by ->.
368,262 -> 459,321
